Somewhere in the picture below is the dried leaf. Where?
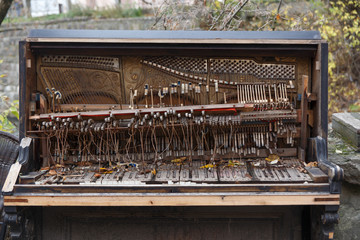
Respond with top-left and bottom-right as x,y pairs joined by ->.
227,160 -> 242,167
306,162 -> 318,168
200,164 -> 215,169
265,154 -> 280,162
171,157 -> 186,163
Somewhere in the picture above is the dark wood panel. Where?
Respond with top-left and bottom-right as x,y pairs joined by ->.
41,206 -> 303,240
12,183 -> 330,195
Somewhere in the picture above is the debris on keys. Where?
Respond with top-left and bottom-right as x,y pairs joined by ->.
265,154 -> 280,162
200,164 -> 215,169
227,160 -> 242,167
306,162 -> 318,168
171,157 -> 186,163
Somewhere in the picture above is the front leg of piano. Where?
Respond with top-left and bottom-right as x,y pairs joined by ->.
311,205 -> 340,240
307,136 -> 343,240
307,136 -> 344,194
4,206 -> 36,240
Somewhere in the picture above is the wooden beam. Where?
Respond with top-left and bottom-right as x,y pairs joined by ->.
4,194 -> 340,207
2,162 -> 22,193
27,38 -> 322,45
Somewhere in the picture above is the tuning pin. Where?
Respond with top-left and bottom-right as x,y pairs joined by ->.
46,88 -> 53,97
54,91 -> 62,100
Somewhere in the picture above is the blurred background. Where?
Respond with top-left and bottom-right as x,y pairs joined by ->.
0,0 -> 359,134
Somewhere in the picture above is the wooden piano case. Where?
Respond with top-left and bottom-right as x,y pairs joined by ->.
2,30 -> 343,239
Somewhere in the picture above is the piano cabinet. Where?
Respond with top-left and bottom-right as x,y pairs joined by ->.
3,30 -> 343,240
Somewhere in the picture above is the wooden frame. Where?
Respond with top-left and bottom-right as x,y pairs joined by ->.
4,193 -> 340,207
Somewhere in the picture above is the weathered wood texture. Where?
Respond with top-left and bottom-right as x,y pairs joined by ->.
4,194 -> 340,207
40,206 -> 304,240
332,112 -> 360,150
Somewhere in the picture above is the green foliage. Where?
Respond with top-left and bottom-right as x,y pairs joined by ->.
0,60 -> 19,134
207,0 -> 360,116
0,96 -> 19,134
300,0 -> 360,116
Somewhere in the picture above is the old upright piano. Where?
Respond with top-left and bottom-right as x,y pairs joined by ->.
3,30 -> 343,239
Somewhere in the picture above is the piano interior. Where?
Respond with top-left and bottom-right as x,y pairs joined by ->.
23,53 -> 322,186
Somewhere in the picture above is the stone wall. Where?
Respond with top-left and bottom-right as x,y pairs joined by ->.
0,17 -> 154,105
328,125 -> 360,239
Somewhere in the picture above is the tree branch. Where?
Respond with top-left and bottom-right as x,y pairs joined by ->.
0,0 -> 13,26
271,0 -> 283,31
220,0 -> 249,31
